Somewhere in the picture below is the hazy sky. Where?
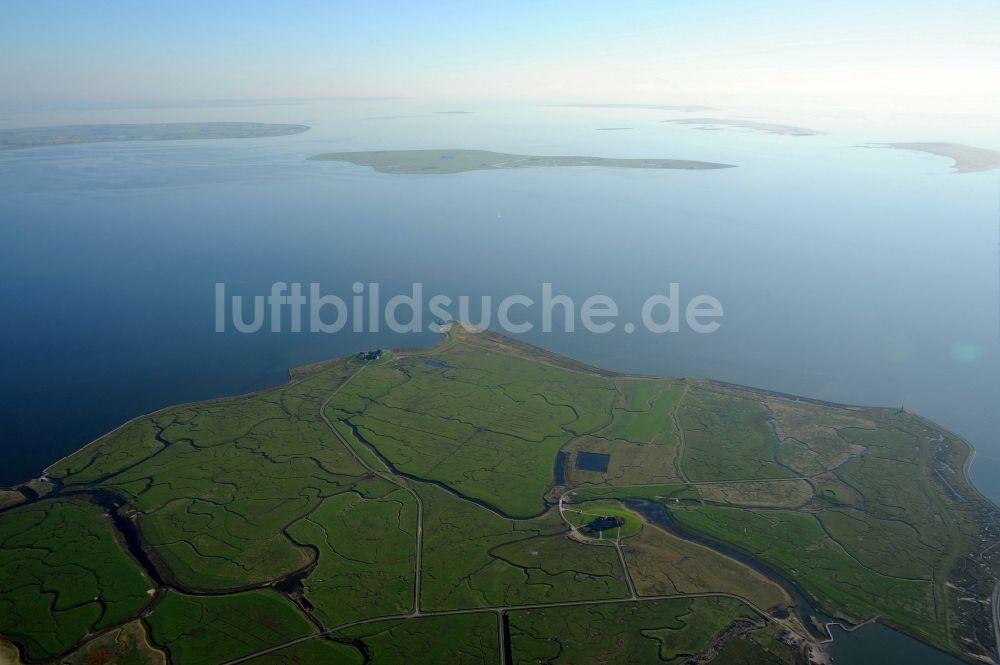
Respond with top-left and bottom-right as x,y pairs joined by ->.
3,1 -> 999,114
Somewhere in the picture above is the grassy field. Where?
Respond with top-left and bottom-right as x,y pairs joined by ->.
677,386 -> 795,481
670,505 -> 944,643
812,474 -> 862,506
622,523 -> 791,611
419,484 -> 629,610
1,326 -> 997,663
241,639 -> 362,665
597,379 -> 685,445
146,590 -> 317,665
0,498 -> 153,661
507,597 -> 793,664
768,399 -> 869,476
697,479 -> 814,508
325,340 -> 616,517
287,479 -> 417,626
337,614 -> 500,664
51,366 -> 366,591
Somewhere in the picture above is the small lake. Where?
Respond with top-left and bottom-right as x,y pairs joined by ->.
575,451 -> 611,472
553,451 -> 568,486
828,622 -> 967,665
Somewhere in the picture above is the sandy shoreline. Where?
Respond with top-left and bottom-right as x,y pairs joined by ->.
875,142 -> 1000,173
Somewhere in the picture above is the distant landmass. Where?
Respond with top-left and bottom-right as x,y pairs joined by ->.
559,103 -> 716,112
0,122 -> 310,151
308,149 -> 734,174
664,118 -> 823,136
874,142 -> 1000,173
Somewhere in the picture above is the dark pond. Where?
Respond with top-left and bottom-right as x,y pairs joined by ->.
575,451 -> 611,472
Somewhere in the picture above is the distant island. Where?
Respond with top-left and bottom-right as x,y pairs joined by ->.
664,118 -> 823,136
0,122 -> 310,151
558,103 -> 716,112
308,149 -> 735,174
874,142 -> 1000,173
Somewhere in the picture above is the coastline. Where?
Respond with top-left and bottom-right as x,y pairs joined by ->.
37,365 -> 321,488
909,411 -> 1000,513
867,142 -> 1000,174
15,328 -> 998,514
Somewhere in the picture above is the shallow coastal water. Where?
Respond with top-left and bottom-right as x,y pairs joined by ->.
828,622 -> 967,664
1,98 -> 995,662
2,100 -> 997,502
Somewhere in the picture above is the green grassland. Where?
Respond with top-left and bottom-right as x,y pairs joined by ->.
325,339 -> 616,517
241,639 -> 362,665
145,590 -> 318,665
287,479 -> 417,626
768,398 -> 870,476
0,325 -> 996,663
336,614 -> 501,665
670,505 -> 943,643
507,597 -> 794,664
812,474 -> 862,506
0,498 -> 153,661
677,385 -> 796,481
419,484 -> 629,609
597,379 -> 686,445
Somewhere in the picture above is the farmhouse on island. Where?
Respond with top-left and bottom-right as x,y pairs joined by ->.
356,349 -> 383,361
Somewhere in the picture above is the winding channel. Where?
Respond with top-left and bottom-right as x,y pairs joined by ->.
624,499 -> 834,639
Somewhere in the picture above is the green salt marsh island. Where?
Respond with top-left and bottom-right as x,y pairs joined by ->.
0,122 -> 310,151
308,148 -> 735,174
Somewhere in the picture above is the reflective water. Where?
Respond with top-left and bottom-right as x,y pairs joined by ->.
2,96 -> 995,664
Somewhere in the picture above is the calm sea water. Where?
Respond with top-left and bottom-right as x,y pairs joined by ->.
0,100 -> 997,659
